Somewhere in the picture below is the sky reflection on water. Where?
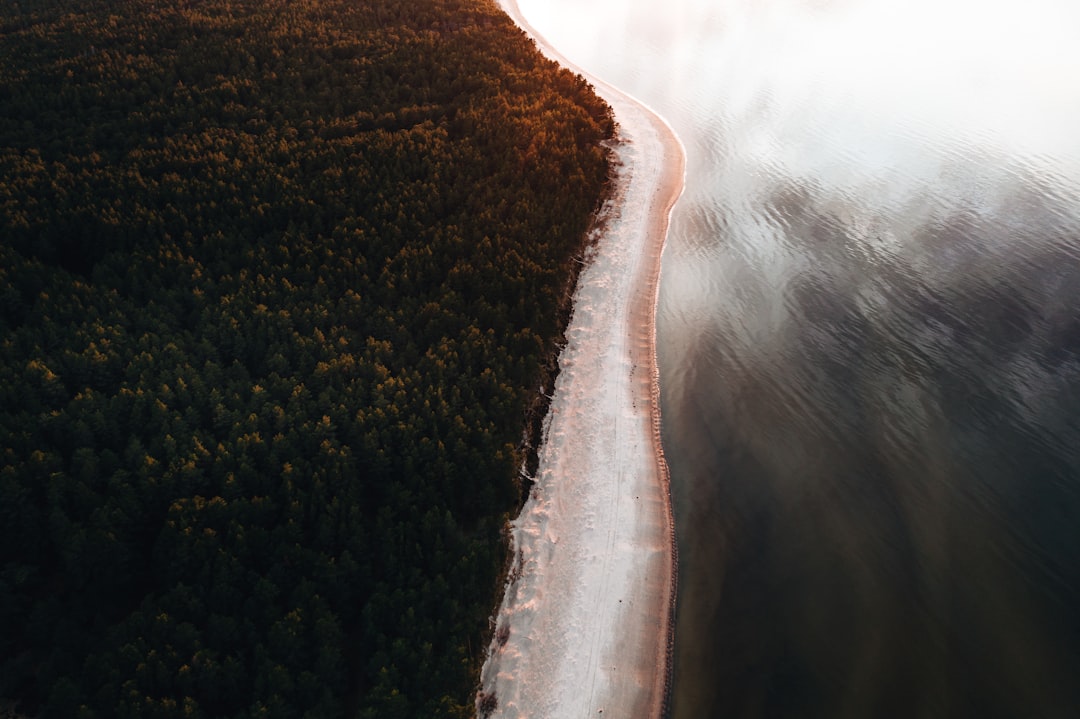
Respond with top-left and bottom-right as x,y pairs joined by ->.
513,0 -> 1080,715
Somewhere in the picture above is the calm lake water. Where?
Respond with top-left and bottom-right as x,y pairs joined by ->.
514,0 -> 1080,716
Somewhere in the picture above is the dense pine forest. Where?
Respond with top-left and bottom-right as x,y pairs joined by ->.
0,0 -> 614,716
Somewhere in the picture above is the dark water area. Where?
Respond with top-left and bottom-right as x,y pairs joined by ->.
661,169 -> 1080,717
513,0 -> 1080,715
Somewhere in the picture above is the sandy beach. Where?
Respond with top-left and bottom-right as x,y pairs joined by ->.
478,2 -> 685,717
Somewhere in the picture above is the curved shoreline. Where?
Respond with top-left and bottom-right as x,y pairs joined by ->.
480,1 -> 685,717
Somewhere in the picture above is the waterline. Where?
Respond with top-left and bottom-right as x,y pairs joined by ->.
515,0 -> 1080,716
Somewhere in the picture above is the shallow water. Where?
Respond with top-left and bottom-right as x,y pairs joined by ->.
513,0 -> 1080,715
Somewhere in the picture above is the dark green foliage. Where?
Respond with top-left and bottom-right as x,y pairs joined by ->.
0,0 -> 614,716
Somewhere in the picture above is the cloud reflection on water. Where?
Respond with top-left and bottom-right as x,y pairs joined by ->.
513,0 -> 1080,715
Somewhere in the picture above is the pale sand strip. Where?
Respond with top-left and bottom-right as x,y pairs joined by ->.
479,2 -> 685,717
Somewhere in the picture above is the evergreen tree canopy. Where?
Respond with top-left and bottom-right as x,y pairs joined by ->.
0,0 -> 614,716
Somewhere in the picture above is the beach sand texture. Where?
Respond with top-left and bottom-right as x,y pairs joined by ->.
478,3 -> 685,717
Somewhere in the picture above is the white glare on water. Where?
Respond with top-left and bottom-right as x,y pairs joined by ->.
514,3 -> 1080,717
519,0 -> 1080,344
519,0 -> 1080,176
